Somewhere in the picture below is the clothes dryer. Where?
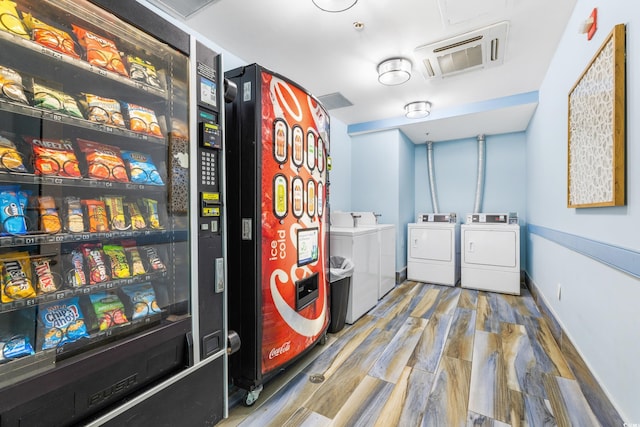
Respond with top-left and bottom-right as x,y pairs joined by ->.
330,226 -> 379,324
407,213 -> 459,286
460,213 -> 521,295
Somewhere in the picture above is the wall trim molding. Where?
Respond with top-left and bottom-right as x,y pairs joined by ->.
528,224 -> 640,279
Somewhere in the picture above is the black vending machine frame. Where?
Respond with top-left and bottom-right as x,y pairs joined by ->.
0,1 -> 227,425
225,64 -> 329,396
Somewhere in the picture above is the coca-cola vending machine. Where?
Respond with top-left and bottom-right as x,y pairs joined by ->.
225,64 -> 329,405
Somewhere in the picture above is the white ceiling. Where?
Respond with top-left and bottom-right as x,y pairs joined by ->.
152,0 -> 577,143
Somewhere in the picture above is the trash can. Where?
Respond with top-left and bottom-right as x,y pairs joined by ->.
328,256 -> 354,333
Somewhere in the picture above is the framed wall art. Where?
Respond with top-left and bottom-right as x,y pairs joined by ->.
567,23 -> 626,208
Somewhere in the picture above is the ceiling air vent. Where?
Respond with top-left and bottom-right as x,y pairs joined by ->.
414,21 -> 509,79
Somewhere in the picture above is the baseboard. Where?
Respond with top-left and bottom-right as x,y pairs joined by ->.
396,267 -> 407,284
524,274 -> 624,426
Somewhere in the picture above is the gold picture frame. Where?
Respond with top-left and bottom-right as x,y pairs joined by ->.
567,24 -> 626,208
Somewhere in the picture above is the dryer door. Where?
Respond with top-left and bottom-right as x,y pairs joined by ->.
463,228 -> 517,267
409,226 -> 453,261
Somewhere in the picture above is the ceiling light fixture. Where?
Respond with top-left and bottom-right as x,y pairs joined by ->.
377,58 -> 412,85
405,101 -> 432,119
312,0 -> 357,12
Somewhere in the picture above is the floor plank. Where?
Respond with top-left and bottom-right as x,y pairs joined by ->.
282,407 -> 331,427
444,307 -> 477,361
468,330 -> 510,423
410,286 -> 441,319
330,375 -> 394,427
500,323 -> 546,398
369,316 -> 428,383
545,375 -> 601,427
422,356 -> 471,427
408,313 -> 453,373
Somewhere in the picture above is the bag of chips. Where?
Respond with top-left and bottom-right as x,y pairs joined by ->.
38,297 -> 89,349
124,202 -> 146,230
126,55 -> 162,88
0,1 -> 28,39
64,196 -> 84,233
24,137 -> 82,178
0,134 -> 26,172
101,195 -> 127,231
0,66 -> 29,105
122,102 -> 162,137
1,251 -> 35,302
80,93 -> 125,127
141,198 -> 161,229
77,139 -> 129,182
72,25 -> 128,77
0,186 -> 27,235
121,150 -> 163,185
140,246 -> 166,272
64,248 -> 86,288
89,292 -> 128,331
32,82 -> 84,119
102,244 -> 130,279
122,282 -> 161,320
37,196 -> 61,233
23,13 -> 80,59
0,335 -> 35,361
80,199 -> 109,232
122,241 -> 145,276
81,243 -> 110,284
32,256 -> 58,294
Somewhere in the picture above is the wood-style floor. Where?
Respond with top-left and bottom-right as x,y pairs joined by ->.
220,281 -> 613,426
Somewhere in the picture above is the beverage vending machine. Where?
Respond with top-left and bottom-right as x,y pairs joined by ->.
225,64 -> 330,405
0,0 -> 228,425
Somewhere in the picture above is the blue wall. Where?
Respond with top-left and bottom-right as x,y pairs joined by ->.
526,0 -> 640,421
328,118 -> 352,212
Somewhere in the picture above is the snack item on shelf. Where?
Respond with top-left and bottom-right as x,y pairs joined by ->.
141,198 -> 161,229
124,201 -> 146,230
101,195 -> 127,231
0,334 -> 35,361
140,246 -> 166,272
0,66 -> 29,105
102,244 -> 130,279
0,185 -> 27,235
24,137 -> 82,178
80,199 -> 109,232
121,150 -> 163,185
1,251 -> 35,302
63,196 -> 84,233
72,25 -> 128,77
169,118 -> 188,139
121,282 -> 161,320
81,243 -> 110,284
38,297 -> 89,349
0,134 -> 27,172
65,248 -> 86,288
80,93 -> 125,127
77,139 -> 129,182
89,291 -> 128,331
122,241 -> 145,276
32,257 -> 58,294
23,13 -> 80,59
0,1 -> 28,39
126,55 -> 161,88
37,196 -> 61,233
32,82 -> 84,119
122,102 -> 162,137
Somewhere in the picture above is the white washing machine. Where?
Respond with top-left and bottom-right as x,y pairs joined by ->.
351,212 -> 396,299
407,213 -> 460,286
330,215 -> 379,324
460,213 -> 521,295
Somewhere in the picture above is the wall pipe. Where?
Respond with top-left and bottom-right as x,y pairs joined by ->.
426,141 -> 439,214
473,134 -> 486,214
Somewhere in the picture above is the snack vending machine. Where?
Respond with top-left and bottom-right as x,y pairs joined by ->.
0,0 -> 227,425
225,64 -> 330,405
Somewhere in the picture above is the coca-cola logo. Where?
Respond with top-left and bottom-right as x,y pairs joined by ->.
268,341 -> 291,359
